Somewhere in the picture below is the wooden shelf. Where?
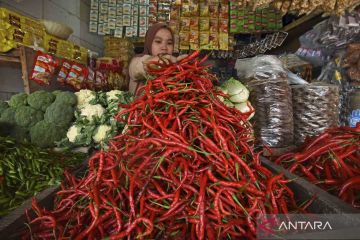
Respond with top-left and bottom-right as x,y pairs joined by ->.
0,46 -> 74,95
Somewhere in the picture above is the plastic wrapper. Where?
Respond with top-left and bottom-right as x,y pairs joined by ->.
57,60 -> 72,84
292,83 -> 340,145
30,51 -> 58,86
66,63 -> 89,90
237,55 -> 294,147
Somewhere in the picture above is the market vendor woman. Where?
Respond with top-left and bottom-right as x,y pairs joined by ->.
128,23 -> 187,95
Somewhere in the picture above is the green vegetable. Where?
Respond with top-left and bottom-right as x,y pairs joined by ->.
52,90 -> 62,96
8,125 -> 29,142
0,135 -> 87,217
15,106 -> 43,128
44,102 -> 74,127
8,93 -> 28,108
54,91 -> 77,106
0,108 -> 17,137
27,90 -> 56,111
30,120 -> 67,148
221,78 -> 249,103
0,107 -> 16,123
0,100 -> 9,116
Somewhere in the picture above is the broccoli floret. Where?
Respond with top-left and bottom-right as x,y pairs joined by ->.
0,107 -> 16,123
30,120 -> 66,148
9,125 -> 29,142
44,102 -> 74,127
52,90 -> 62,96
54,91 -> 77,106
15,106 -> 43,128
8,93 -> 28,108
0,100 -> 9,116
27,90 -> 56,111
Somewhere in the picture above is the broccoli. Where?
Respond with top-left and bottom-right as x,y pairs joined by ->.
44,102 -> 74,127
52,90 -> 62,96
15,106 -> 43,128
30,120 -> 66,148
8,93 -> 28,108
0,100 -> 9,116
27,90 -> 56,111
0,107 -> 16,124
9,125 -> 29,142
54,91 -> 77,106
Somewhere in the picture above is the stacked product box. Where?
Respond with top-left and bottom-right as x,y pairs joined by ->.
170,0 -> 229,51
0,7 -> 45,52
229,1 -> 282,34
89,0 -> 150,38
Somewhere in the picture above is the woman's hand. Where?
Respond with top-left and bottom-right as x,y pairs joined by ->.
143,54 -> 189,70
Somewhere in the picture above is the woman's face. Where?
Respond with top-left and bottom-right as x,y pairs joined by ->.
151,28 -> 174,56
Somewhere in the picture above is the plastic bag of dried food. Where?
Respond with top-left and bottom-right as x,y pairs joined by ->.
235,55 -> 294,148
57,60 -> 72,84
235,55 -> 287,82
66,63 -> 88,90
30,51 -> 58,85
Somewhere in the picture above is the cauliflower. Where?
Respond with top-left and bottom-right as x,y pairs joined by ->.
80,104 -> 105,122
92,124 -> 112,143
66,125 -> 81,143
75,90 -> 96,108
106,90 -> 124,102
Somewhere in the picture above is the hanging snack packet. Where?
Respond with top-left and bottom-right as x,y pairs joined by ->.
66,63 -> 88,90
57,60 -> 72,84
30,51 -> 57,85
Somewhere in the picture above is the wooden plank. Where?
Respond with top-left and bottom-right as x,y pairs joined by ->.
19,46 -> 30,94
282,10 -> 323,32
0,55 -> 20,63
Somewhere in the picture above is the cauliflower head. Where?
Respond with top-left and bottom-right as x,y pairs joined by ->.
75,90 -> 96,107
93,124 -> 112,143
80,104 -> 105,122
66,125 -> 81,143
106,90 -> 124,102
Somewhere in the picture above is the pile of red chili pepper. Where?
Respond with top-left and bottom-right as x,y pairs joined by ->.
24,51 -> 301,240
275,124 -> 360,208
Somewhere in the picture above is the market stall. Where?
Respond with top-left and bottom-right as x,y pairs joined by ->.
0,0 -> 360,239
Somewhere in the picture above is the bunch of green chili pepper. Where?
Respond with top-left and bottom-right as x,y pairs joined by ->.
0,136 -> 87,217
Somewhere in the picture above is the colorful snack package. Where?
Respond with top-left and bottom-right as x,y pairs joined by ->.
199,31 -> 210,49
190,17 -> 199,30
66,63 -> 88,90
180,17 -> 190,31
199,2 -> 209,17
219,32 -> 228,50
179,31 -> 190,50
199,17 -> 210,31
209,32 -> 218,49
57,60 -> 72,85
30,51 -> 57,85
95,70 -> 106,89
219,18 -> 228,33
219,3 -> 229,18
181,4 -> 191,17
85,67 -> 95,90
189,30 -> 199,43
209,18 -> 219,32
209,4 -> 219,16
189,0 -> 199,15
